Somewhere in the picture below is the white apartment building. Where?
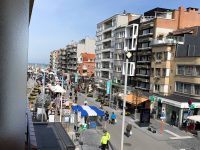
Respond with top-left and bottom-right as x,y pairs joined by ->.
95,13 -> 140,96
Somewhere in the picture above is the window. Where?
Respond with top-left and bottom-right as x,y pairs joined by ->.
195,85 -> 200,95
195,66 -> 200,76
156,52 -> 162,60
164,52 -> 168,61
155,84 -> 160,92
162,68 -> 166,77
155,68 -> 160,76
151,68 -> 154,76
118,67 -> 121,71
185,66 -> 193,76
141,42 -> 149,48
176,82 -> 183,92
177,65 -> 184,75
184,83 -> 192,94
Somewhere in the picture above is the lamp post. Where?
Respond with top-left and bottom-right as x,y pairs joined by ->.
41,71 -> 45,122
120,52 -> 132,150
60,76 -> 64,122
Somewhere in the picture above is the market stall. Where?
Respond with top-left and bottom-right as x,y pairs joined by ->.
72,105 -> 105,129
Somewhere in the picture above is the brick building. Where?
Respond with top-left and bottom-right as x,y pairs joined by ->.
78,53 -> 96,78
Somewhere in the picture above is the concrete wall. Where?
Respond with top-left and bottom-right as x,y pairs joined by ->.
0,0 -> 30,149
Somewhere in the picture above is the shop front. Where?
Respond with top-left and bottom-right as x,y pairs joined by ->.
153,95 -> 200,127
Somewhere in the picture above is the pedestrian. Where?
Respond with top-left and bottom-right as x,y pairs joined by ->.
105,111 -> 109,121
75,94 -> 78,103
100,130 -> 108,150
110,112 -> 116,124
104,129 -> 110,149
126,123 -> 132,137
69,92 -> 72,99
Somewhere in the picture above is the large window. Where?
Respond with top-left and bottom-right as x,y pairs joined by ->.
185,66 -> 193,76
184,83 -> 192,94
162,68 -> 166,77
195,84 -> 200,95
156,52 -> 162,60
176,82 -> 200,96
155,84 -> 160,92
177,65 -> 184,75
176,82 -> 184,92
177,65 -> 200,76
156,68 -> 160,76
195,66 -> 200,76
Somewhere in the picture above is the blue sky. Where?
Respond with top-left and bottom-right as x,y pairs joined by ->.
29,0 -> 200,64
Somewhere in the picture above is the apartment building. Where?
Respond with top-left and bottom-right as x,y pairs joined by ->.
65,38 -> 95,82
50,50 -> 60,71
136,6 -> 200,92
173,26 -> 200,99
78,53 -> 96,78
95,13 -> 140,97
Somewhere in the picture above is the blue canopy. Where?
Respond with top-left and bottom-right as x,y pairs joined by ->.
72,105 -> 105,117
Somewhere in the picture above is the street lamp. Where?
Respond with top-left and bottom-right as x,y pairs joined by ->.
41,71 -> 46,122
60,75 -> 64,122
120,51 -> 132,150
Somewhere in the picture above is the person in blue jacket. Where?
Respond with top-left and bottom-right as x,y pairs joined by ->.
110,112 -> 116,124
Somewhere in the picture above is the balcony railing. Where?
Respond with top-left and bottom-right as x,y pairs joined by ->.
150,38 -> 177,46
138,47 -> 151,50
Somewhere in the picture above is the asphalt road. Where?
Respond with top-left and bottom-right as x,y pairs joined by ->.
67,89 -> 180,150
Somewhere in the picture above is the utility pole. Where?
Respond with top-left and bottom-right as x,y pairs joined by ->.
121,52 -> 132,150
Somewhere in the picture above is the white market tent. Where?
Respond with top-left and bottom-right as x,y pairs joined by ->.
48,84 -> 66,93
187,115 -> 200,122
52,85 -> 66,93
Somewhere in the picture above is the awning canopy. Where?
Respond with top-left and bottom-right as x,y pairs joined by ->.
118,93 -> 148,105
187,115 -> 200,122
72,105 -> 105,117
48,84 -> 66,93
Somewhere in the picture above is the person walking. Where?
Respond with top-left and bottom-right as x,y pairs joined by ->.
110,112 -> 116,124
105,111 -> 109,121
74,94 -> 78,103
105,130 -> 110,149
126,123 -> 132,137
100,130 -> 108,150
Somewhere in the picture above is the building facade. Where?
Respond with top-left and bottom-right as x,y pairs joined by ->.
78,53 -> 96,78
95,13 -> 140,99
136,6 -> 200,92
50,50 -> 60,71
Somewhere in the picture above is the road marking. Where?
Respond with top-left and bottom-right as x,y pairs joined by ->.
164,130 -> 180,137
170,136 -> 192,140
164,130 -> 192,140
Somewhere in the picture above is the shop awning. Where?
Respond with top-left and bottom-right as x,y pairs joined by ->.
187,115 -> 200,122
118,93 -> 148,105
72,105 -> 105,117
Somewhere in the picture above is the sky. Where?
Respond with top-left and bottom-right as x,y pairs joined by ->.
28,0 -> 200,64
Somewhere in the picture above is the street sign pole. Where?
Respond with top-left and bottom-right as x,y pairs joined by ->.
120,58 -> 128,150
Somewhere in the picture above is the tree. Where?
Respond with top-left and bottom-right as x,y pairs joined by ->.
132,89 -> 142,120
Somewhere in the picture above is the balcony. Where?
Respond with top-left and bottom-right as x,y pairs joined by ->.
150,38 -> 177,46
137,60 -> 150,63
139,32 -> 153,37
138,47 -> 151,50
135,86 -> 149,90
140,16 -> 155,23
136,73 -> 150,77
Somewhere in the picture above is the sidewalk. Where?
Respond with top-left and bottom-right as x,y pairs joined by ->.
85,94 -> 194,141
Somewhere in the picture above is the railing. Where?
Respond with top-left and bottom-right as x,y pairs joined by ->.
26,101 -> 38,150
150,38 -> 177,45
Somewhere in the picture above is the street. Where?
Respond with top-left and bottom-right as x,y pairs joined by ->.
65,88 -> 200,150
